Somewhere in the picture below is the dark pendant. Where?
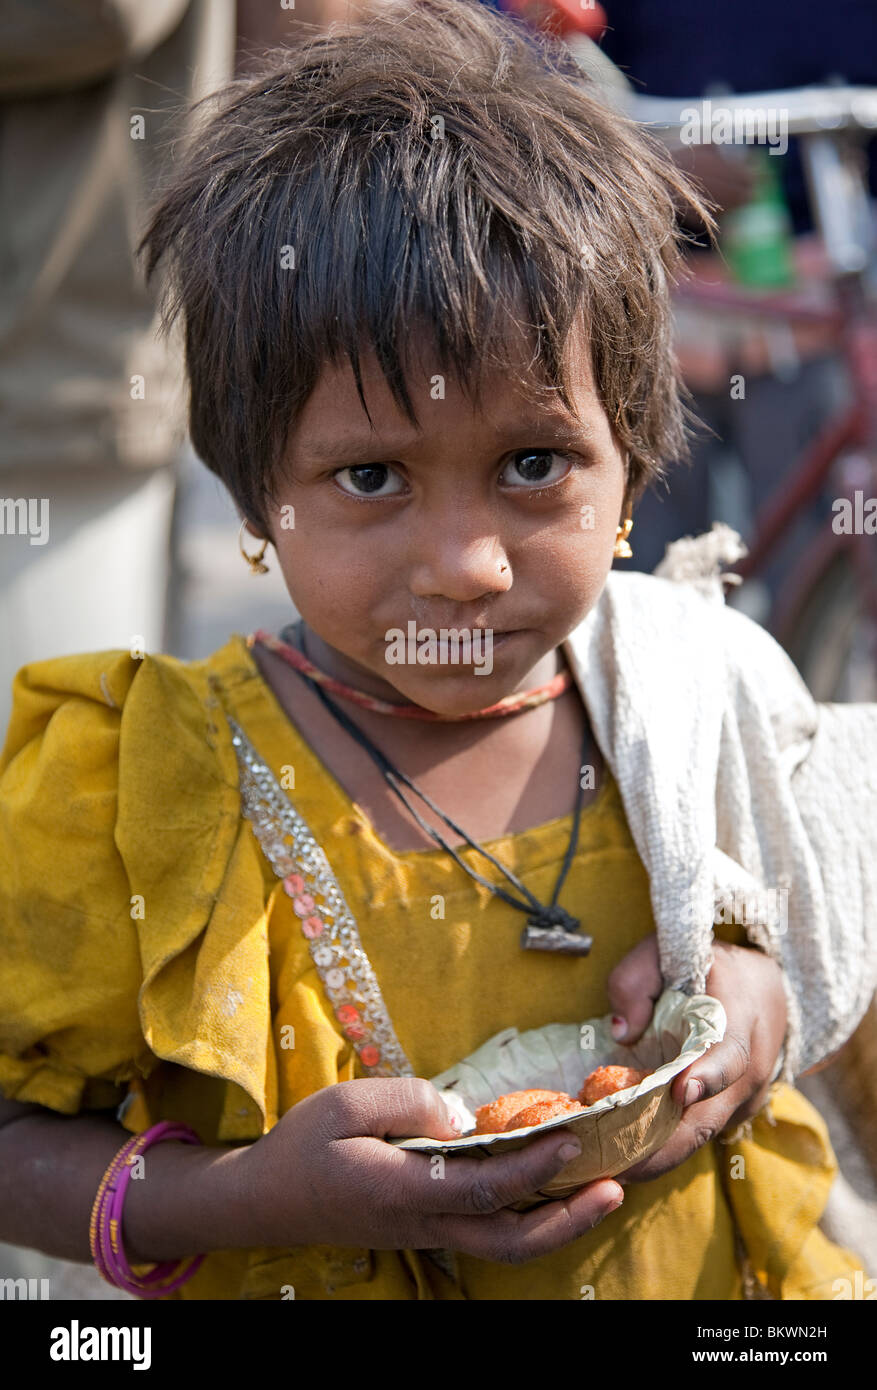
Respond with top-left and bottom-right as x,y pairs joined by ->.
520,907 -> 592,956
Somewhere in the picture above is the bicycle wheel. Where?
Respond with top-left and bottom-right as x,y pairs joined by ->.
785,548 -> 877,702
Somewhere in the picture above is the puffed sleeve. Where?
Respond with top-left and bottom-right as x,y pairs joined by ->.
0,648 -> 155,1112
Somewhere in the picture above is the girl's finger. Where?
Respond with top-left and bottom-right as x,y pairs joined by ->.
670,1029 -> 752,1110
619,1034 -> 756,1182
414,1128 -> 601,1218
721,1076 -> 773,1129
327,1076 -> 461,1142
605,934 -> 664,1043
437,1178 -> 625,1265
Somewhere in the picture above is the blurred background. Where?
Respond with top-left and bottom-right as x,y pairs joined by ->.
1,0 -> 876,1298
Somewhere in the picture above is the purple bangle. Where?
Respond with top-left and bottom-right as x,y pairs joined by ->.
94,1127 -> 166,1290
93,1121 -> 206,1298
108,1122 -> 205,1298
102,1124 -> 205,1298
93,1127 -> 177,1295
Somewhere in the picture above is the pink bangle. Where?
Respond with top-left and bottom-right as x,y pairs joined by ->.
91,1130 -> 163,1291
106,1126 -> 204,1298
90,1121 -> 206,1298
93,1122 -> 205,1298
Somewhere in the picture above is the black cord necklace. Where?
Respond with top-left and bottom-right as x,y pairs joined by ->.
281,621 -> 593,957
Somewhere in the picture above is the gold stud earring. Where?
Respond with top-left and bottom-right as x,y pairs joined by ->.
238,519 -> 269,574
614,517 -> 634,559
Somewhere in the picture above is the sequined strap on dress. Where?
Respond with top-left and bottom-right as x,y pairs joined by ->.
226,712 -> 415,1080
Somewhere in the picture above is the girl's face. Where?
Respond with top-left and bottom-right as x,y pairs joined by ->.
256,319 -> 628,716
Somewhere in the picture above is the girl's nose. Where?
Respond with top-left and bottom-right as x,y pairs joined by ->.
407,527 -> 513,605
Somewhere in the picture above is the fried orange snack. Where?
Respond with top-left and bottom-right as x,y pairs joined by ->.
503,1097 -> 586,1132
578,1065 -> 649,1106
474,1089 -> 572,1135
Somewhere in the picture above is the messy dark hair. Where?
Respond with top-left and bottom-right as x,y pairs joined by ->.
140,0 -> 713,535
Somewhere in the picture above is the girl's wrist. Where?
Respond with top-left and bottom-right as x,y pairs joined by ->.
233,1136 -> 310,1251
121,1138 -> 257,1265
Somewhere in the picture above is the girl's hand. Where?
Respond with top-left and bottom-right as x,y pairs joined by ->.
605,935 -> 787,1183
240,1077 -> 625,1264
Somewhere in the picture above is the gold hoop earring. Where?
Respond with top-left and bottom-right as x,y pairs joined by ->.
614,516 -> 633,560
238,519 -> 269,574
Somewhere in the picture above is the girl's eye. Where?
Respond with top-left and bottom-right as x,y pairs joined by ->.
333,463 -> 406,497
499,450 -> 573,489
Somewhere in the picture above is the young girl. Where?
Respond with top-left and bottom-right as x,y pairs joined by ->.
1,0 -> 875,1301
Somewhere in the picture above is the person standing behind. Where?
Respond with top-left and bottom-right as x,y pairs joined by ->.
0,1 -> 239,735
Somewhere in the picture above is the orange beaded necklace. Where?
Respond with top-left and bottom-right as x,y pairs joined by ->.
248,624 -> 572,721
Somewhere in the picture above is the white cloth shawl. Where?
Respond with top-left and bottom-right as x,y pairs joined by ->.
561,543 -> 877,1085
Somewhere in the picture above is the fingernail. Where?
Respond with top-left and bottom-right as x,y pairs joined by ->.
605,1189 -> 624,1212
610,1015 -> 627,1040
558,1141 -> 581,1162
684,1079 -> 704,1107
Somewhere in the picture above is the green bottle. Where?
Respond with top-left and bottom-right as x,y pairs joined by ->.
723,149 -> 795,288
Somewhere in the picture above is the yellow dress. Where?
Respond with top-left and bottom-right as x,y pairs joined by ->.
0,635 -> 866,1300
